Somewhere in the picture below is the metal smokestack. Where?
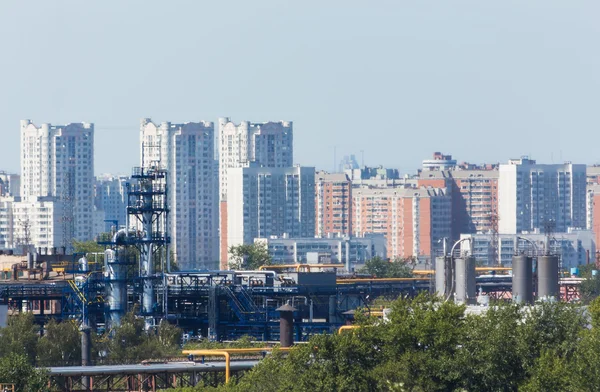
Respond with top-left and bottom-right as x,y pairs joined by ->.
276,303 -> 296,347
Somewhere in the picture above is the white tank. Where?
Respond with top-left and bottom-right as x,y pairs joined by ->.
105,249 -> 126,328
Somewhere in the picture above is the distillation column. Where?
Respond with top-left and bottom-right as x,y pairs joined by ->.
105,247 -> 127,329
140,176 -> 155,318
127,166 -> 169,330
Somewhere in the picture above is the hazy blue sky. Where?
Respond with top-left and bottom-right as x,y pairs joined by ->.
1,1 -> 599,175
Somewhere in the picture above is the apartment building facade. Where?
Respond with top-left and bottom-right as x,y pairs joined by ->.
19,120 -> 94,249
93,175 -> 129,235
226,165 -> 315,264
140,119 -> 218,270
218,117 -> 293,265
254,233 -> 386,271
315,172 -> 352,237
498,158 -> 587,234
460,229 -> 595,268
351,187 -> 451,260
418,169 -> 499,238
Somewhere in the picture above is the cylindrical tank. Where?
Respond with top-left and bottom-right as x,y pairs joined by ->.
455,257 -> 477,305
435,256 -> 452,298
512,255 -> 533,304
79,256 -> 89,273
105,249 -> 126,328
537,255 -> 559,300
26,252 -> 33,269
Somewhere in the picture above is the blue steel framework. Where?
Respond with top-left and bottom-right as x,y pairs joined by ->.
0,274 -> 527,342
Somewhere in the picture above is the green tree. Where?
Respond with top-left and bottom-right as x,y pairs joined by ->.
0,312 -> 39,363
372,294 -> 465,391
580,276 -> 600,304
516,301 -> 585,373
0,353 -> 49,392
103,310 -> 183,363
37,320 -> 81,366
230,335 -> 379,392
570,297 -> 600,388
520,350 -> 573,392
359,256 -> 413,278
158,320 -> 183,352
228,243 -> 272,270
458,303 -> 524,391
72,239 -> 104,255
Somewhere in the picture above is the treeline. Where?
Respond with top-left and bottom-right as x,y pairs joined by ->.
0,311 -> 183,392
171,295 -> 600,392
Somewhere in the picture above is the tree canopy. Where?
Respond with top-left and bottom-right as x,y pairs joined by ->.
228,243 -> 272,270
165,295 -> 598,392
359,256 -> 413,278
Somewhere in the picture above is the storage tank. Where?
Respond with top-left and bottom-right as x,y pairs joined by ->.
435,256 -> 452,298
537,255 -> 559,300
455,257 -> 476,305
512,255 -> 533,304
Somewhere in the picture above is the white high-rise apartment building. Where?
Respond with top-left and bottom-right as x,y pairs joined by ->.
218,118 -> 293,266
218,118 -> 293,201
140,119 -> 218,270
19,120 -> 94,249
94,175 -> 129,235
498,158 -> 587,234
226,165 -> 315,260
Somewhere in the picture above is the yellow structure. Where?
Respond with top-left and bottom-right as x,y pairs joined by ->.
182,347 -> 291,383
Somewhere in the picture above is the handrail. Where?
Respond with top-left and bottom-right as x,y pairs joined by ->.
67,280 -> 88,304
259,264 -> 345,272
337,278 -> 428,283
182,347 -> 291,383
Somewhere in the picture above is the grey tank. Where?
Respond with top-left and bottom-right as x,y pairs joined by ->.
455,257 -> 476,305
512,255 -> 533,304
435,256 -> 452,299
537,255 -> 559,300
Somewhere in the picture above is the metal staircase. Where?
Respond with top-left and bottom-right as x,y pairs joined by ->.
222,286 -> 264,322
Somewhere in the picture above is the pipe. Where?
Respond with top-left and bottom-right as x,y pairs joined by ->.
235,270 -> 279,282
182,348 -> 293,383
446,238 -> 472,302
516,236 -> 539,255
338,325 -> 360,334
337,277 -> 428,283
259,264 -> 345,272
